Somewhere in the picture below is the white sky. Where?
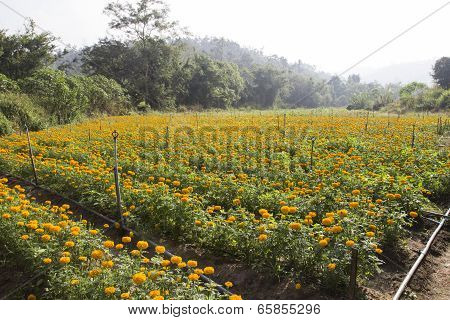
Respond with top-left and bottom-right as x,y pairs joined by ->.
0,0 -> 449,75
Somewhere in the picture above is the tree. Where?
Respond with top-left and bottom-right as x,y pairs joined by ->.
101,0 -> 186,107
183,55 -> 244,108
83,38 -> 183,109
0,22 -> 55,79
104,0 -> 183,41
432,57 -> 450,89
248,65 -> 286,108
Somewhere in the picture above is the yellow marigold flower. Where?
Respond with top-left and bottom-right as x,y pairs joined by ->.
132,272 -> 147,285
349,202 -> 359,208
153,295 -> 164,300
232,198 -> 241,206
289,222 -> 301,230
21,235 -> 29,240
170,256 -> 182,264
27,294 -> 36,300
161,260 -> 170,267
155,245 -> 165,254
103,240 -> 114,248
2,213 -> 11,219
203,266 -> 215,275
104,287 -> 116,295
375,248 -> 383,254
366,231 -> 375,237
295,283 -> 302,290
79,256 -> 87,262
70,279 -> 80,285
88,269 -> 102,278
187,260 -> 197,268
41,234 -> 51,242
59,257 -> 70,264
327,263 -> 336,271
136,241 -> 149,250
322,218 -> 332,226
195,220 -> 202,226
188,273 -> 200,281
337,209 -> 348,217
172,180 -> 181,187
91,250 -> 103,259
409,211 -> 418,218
178,262 -> 187,268
345,240 -> 355,247
122,236 -> 132,243
194,268 -> 204,275
101,260 -> 114,268
258,234 -> 268,241
288,207 -> 297,214
387,219 -> 395,225
65,241 -> 75,248
352,189 -> 361,196
43,258 -> 52,264
116,244 -> 124,249
224,281 -> 233,288
121,292 -> 131,299
229,294 -> 242,300
280,206 -> 290,214
149,290 -> 160,297
131,250 -> 140,256
319,239 -> 328,248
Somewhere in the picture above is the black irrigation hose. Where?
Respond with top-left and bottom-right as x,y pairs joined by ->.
1,173 -> 232,296
393,207 -> 450,300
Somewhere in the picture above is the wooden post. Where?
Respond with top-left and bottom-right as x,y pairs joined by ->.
349,248 -> 358,299
112,130 -> 126,228
365,111 -> 369,132
25,126 -> 38,186
411,124 -> 415,148
310,137 -> 316,171
165,126 -> 169,149
88,129 -> 91,142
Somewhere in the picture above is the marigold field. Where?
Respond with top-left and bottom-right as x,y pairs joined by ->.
0,110 -> 449,299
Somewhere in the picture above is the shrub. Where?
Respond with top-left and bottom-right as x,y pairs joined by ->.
0,93 -> 48,130
0,112 -> 13,135
76,75 -> 131,115
0,73 -> 20,93
19,69 -> 89,125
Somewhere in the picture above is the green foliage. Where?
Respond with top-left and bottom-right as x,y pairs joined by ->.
436,89 -> 450,110
182,55 -> 244,108
19,69 -> 89,124
0,112 -> 13,135
0,73 -> 20,93
397,82 -> 449,112
83,38 -> 182,109
75,75 -> 131,115
432,57 -> 450,89
0,93 -> 47,130
0,22 -> 55,79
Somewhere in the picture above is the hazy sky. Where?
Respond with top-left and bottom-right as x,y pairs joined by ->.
1,0 -> 449,75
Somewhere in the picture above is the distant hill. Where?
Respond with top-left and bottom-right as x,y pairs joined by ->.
182,37 -> 331,80
357,59 -> 436,85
